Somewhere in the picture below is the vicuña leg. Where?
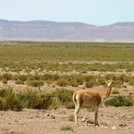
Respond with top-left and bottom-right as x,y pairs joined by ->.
94,105 -> 99,126
74,103 -> 81,125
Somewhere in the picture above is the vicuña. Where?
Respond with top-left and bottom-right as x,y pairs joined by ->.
73,79 -> 113,126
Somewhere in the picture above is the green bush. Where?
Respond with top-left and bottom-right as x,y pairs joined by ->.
20,90 -> 40,109
34,74 -> 41,80
0,89 -> 7,96
51,88 -> 74,109
0,88 -> 28,111
27,75 -> 34,80
86,81 -> 94,88
18,75 -> 27,81
98,78 -> 106,85
31,81 -> 41,87
52,74 -> 60,81
104,95 -> 133,107
2,79 -> 7,84
60,125 -> 74,131
112,90 -> 120,94
21,89 -> 51,109
2,73 -> 12,80
15,80 -> 24,85
113,80 -> 123,88
38,80 -> 44,86
42,74 -> 52,80
68,115 -> 74,121
12,75 -> 18,80
26,79 -> 33,86
76,77 -> 83,85
69,79 -> 79,87
0,75 -> 2,80
129,80 -> 134,86
46,80 -> 52,86
104,74 -> 116,80
56,79 -> 68,86
83,75 -> 95,82
117,74 -> 130,82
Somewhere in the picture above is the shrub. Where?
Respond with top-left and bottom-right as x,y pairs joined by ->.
2,73 -> 12,80
83,75 -> 95,82
0,88 -> 28,111
20,89 -> 40,109
52,84 -> 56,88
69,79 -> 79,87
51,88 -> 74,109
31,81 -> 41,87
104,95 -> 133,107
15,80 -> 24,85
12,75 -> 18,80
42,74 -> 52,80
26,79 -> 33,86
86,81 -> 94,88
98,78 -> 106,85
56,79 -> 68,86
52,74 -> 60,81
27,75 -> 34,80
46,80 -> 52,86
117,74 -> 130,82
113,80 -> 123,88
81,70 -> 87,73
129,80 -> 134,86
21,89 -> 51,109
68,115 -> 74,121
76,77 -> 83,85
112,90 -> 120,94
38,80 -> 44,86
18,75 -> 27,81
60,125 -> 74,131
2,79 -> 7,84
0,89 -> 7,96
34,74 -> 41,80
0,75 -> 2,80
104,74 -> 116,80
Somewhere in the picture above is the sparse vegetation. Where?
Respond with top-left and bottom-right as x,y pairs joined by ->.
68,115 -> 74,121
51,88 -> 74,109
15,80 -> 24,85
1,41 -> 134,133
104,95 -> 133,107
2,79 -> 7,84
1,41 -> 134,74
60,125 -> 74,131
0,41 -> 134,111
112,90 -> 120,94
0,88 -> 28,111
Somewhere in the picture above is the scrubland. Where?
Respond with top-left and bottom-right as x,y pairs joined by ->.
0,41 -> 134,134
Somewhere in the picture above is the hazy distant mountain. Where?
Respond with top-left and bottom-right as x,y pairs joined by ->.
0,19 -> 134,41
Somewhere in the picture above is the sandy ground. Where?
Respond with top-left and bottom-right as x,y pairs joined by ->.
0,79 -> 134,134
0,106 -> 134,134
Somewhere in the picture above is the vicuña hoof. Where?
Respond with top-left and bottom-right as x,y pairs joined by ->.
95,124 -> 99,127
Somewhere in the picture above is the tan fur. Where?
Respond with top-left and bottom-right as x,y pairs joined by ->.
73,79 -> 113,126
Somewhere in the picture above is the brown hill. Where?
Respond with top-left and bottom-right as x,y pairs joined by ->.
0,19 -> 134,41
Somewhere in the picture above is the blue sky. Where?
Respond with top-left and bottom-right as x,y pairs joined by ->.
0,0 -> 134,26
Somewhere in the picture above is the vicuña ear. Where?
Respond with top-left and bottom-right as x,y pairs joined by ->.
105,78 -> 109,81
112,77 -> 115,80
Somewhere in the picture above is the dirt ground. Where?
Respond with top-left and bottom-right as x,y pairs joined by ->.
0,106 -> 134,134
0,79 -> 134,134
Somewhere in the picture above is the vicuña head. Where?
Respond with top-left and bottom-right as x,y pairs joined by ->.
73,79 -> 113,126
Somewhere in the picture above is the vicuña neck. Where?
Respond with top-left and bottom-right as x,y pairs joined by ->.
104,86 -> 112,99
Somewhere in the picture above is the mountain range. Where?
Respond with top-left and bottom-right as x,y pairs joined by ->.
0,19 -> 134,42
